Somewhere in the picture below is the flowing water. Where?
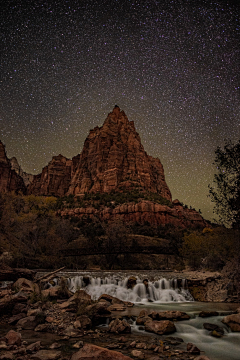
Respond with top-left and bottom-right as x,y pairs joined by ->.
53,271 -> 240,360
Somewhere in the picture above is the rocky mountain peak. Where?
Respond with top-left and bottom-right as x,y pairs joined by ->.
0,141 -> 9,164
68,106 -> 172,200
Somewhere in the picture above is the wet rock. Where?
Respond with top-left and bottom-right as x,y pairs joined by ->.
59,290 -> 91,312
145,320 -> 176,335
31,350 -> 61,360
108,318 -> 131,334
5,330 -> 21,346
199,311 -> 219,317
222,313 -> 240,331
85,302 -> 111,325
203,323 -> 224,336
98,294 -> 133,307
127,276 -> 137,289
71,343 -> 132,360
131,349 -> 145,359
150,310 -> 190,321
136,310 -> 151,326
26,341 -> 41,353
187,342 -> 200,354
108,304 -> 126,311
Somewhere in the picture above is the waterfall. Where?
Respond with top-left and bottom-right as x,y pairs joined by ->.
65,275 -> 194,303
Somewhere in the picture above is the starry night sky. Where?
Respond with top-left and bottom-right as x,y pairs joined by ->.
1,0 -> 239,221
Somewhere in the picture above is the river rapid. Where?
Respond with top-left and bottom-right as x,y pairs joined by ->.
45,270 -> 240,360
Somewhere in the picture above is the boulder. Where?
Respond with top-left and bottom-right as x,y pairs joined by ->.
13,278 -> 40,295
59,290 -> 91,312
127,277 -> 137,289
145,320 -> 176,335
108,318 -> 131,334
199,311 -> 219,318
187,342 -> 200,355
16,315 -> 39,330
98,294 -> 133,307
149,310 -> 190,321
5,330 -> 21,346
203,323 -> 224,336
71,343 -> 132,360
76,315 -> 92,330
222,313 -> 240,331
8,312 -> 26,325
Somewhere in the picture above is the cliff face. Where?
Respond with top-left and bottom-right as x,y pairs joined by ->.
59,199 -> 208,229
27,154 -> 72,197
68,106 -> 172,200
10,157 -> 34,186
0,141 -> 26,194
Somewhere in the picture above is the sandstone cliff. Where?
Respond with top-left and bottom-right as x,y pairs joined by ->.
68,106 -> 172,200
0,141 -> 26,194
27,154 -> 72,197
10,157 -> 34,186
59,199 -> 208,229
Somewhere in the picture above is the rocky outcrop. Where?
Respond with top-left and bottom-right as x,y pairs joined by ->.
0,141 -> 26,194
68,106 -> 172,200
28,154 -> 72,197
10,157 -> 33,186
59,199 -> 208,229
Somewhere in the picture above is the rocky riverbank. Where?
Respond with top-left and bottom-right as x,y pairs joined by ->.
1,269 -> 240,360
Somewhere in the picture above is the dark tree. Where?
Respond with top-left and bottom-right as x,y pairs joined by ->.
209,140 -> 240,228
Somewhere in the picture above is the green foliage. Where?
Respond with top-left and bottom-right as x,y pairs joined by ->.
181,227 -> 237,270
209,140 -> 240,228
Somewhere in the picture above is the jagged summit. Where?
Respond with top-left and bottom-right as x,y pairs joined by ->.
0,140 -> 26,193
67,106 -> 172,199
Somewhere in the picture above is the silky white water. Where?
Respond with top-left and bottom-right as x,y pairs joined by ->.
66,275 -> 194,303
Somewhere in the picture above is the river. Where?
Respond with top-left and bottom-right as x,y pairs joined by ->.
49,270 -> 240,360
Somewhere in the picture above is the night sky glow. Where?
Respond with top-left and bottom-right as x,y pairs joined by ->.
1,0 -> 239,221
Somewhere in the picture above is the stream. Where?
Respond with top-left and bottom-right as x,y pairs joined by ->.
51,271 -> 240,360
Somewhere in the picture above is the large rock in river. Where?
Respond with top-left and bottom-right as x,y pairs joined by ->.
145,319 -> 176,335
222,314 -> 240,331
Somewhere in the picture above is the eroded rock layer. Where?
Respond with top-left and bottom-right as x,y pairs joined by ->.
27,155 -> 72,197
59,199 -> 208,229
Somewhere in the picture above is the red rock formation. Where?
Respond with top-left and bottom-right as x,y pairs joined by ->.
58,199 -> 208,229
0,141 -> 26,194
28,154 -> 72,197
68,106 -> 172,201
10,157 -> 34,186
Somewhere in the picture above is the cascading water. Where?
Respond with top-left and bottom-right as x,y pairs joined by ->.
65,275 -> 194,303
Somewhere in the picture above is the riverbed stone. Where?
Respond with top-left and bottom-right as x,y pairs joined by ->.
76,315 -> 92,330
0,353 -> 15,360
150,310 -> 190,321
203,323 -> 224,335
71,343 -> 132,360
187,342 -> 200,354
145,320 -> 176,335
13,278 -> 40,295
222,313 -> 240,331
199,311 -> 219,317
108,318 -> 131,334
